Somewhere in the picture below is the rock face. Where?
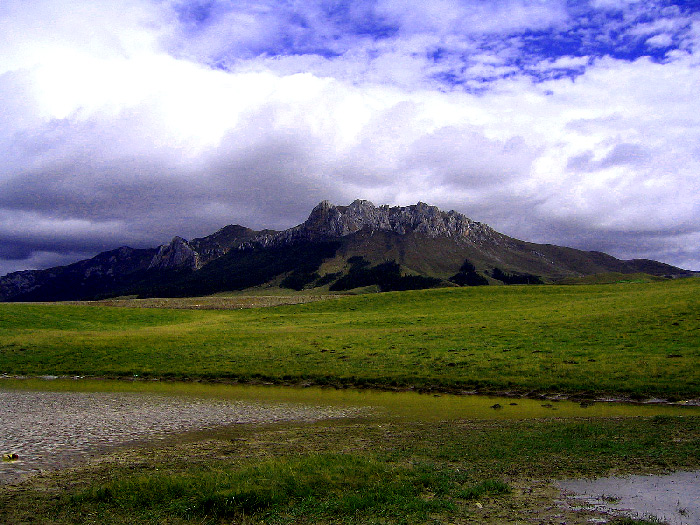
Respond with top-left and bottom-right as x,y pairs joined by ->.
148,237 -> 199,271
189,224 -> 270,266
148,225 -> 274,271
0,270 -> 41,301
247,200 -> 498,248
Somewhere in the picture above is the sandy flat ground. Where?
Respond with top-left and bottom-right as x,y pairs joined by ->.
0,389 -> 366,484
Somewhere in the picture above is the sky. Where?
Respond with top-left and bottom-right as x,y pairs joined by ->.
2,0 -> 700,276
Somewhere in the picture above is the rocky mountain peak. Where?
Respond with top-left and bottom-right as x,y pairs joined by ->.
243,200 -> 497,249
148,236 -> 199,271
297,200 -> 493,242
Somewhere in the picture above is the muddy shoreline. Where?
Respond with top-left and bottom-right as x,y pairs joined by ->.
3,373 -> 699,407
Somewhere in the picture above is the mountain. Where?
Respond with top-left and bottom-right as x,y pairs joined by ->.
0,200 -> 694,301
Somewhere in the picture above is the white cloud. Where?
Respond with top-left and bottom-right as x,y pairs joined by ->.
0,0 -> 168,72
531,55 -> 591,70
628,16 -> 687,37
589,0 -> 641,9
1,0 -> 700,276
646,33 -> 674,48
376,0 -> 568,35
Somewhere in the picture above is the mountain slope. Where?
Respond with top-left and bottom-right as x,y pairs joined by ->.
0,200 -> 693,301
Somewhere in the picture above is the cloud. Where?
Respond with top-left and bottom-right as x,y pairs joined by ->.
1,0 -> 700,278
567,142 -> 651,172
375,0 -> 569,36
645,33 -> 674,48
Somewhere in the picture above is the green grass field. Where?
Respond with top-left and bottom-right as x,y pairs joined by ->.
2,279 -> 700,524
1,278 -> 699,399
2,414 -> 698,524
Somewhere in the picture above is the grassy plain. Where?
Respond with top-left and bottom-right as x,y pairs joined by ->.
1,278 -> 700,399
2,279 -> 700,523
1,414 -> 698,524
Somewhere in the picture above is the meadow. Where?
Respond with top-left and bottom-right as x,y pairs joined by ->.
1,406 -> 698,524
1,278 -> 700,524
1,278 -> 699,399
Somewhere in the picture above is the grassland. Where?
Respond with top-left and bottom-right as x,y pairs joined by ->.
2,278 -> 699,399
1,413 -> 698,524
2,279 -> 700,524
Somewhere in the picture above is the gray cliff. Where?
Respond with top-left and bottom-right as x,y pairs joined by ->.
246,200 -> 498,248
148,237 -> 200,271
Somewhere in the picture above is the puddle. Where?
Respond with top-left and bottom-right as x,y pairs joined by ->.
559,471 -> 700,524
3,377 -> 699,422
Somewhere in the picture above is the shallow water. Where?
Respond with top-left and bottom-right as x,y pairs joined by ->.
559,471 -> 700,524
3,377 -> 699,421
2,378 -> 699,484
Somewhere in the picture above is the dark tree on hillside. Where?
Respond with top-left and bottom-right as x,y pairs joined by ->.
459,259 -> 476,273
280,270 -> 321,291
491,267 -> 543,285
449,271 -> 488,286
449,258 -> 489,286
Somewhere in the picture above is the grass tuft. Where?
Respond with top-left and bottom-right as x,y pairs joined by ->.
457,479 -> 512,500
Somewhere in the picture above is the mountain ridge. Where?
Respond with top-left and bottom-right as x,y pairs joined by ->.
1,200 -> 694,301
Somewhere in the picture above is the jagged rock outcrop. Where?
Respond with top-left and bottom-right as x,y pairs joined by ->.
148,237 -> 199,271
0,270 -> 42,301
148,225 -> 277,271
245,200 -> 499,249
189,225 -> 273,266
